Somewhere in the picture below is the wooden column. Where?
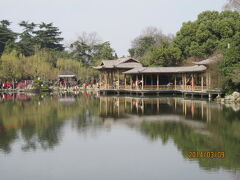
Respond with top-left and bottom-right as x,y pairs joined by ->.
142,74 -> 144,90
99,73 -> 102,89
193,74 -> 195,91
105,72 -> 107,89
208,73 -> 211,90
130,75 -> 133,89
174,75 -> 177,90
157,74 -> 159,90
181,73 -> 184,90
117,70 -> 120,89
191,73 -> 194,91
201,74 -> 204,91
124,74 -> 126,88
111,71 -> 113,89
136,74 -> 138,89
184,74 -> 187,90
206,73 -> 209,90
113,71 -> 115,82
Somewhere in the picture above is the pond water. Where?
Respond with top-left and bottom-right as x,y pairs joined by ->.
0,92 -> 240,180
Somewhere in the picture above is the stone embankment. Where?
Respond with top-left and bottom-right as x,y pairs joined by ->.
216,91 -> 240,104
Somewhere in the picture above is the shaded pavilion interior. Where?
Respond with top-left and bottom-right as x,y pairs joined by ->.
123,65 -> 209,91
58,71 -> 77,87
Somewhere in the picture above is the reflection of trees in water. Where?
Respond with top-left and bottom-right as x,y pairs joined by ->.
73,109 -> 103,137
0,128 -> 18,153
1,94 -> 240,172
20,122 -> 63,152
140,117 -> 240,171
0,94 -> 100,153
98,96 -> 240,171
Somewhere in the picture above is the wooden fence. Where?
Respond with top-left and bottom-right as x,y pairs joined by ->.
101,84 -> 207,91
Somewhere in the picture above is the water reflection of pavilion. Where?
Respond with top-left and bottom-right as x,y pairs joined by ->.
99,96 -> 222,122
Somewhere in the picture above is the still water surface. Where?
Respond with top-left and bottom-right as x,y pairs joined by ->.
0,93 -> 240,180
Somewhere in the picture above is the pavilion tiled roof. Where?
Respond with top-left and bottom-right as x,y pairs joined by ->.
123,65 -> 207,74
93,57 -> 142,69
58,71 -> 76,78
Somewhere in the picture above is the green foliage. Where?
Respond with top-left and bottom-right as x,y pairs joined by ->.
0,20 -> 16,55
129,36 -> 156,57
70,40 -> 117,64
16,21 -> 36,56
140,120 -> 240,170
56,58 -> 99,80
92,41 -> 117,62
33,22 -> 64,51
0,50 -> 24,80
22,50 -> 58,80
32,80 -> 49,90
0,94 -> 100,152
0,20 -> 64,57
174,10 -> 240,59
0,49 -> 99,82
218,30 -> 240,92
220,48 -> 240,92
128,27 -> 180,66
141,41 -> 181,66
129,26 -> 173,59
0,20 -> 103,82
32,80 -> 42,89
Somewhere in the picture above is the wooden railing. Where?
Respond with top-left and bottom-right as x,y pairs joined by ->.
101,84 -> 207,92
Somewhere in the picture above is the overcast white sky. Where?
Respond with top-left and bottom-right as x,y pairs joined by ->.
0,0 -> 226,56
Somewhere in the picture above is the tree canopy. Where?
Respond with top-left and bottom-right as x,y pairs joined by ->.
128,26 -> 177,66
0,20 -> 118,82
127,11 -> 240,91
70,32 -> 117,65
174,10 -> 240,59
0,20 -> 16,56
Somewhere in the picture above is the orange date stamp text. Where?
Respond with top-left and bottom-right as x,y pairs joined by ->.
188,151 -> 225,159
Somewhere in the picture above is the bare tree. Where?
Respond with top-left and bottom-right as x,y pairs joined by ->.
131,26 -> 173,48
77,32 -> 102,46
223,0 -> 240,11
141,26 -> 164,38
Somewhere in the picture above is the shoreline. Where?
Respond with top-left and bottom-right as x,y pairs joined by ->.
0,88 -> 240,104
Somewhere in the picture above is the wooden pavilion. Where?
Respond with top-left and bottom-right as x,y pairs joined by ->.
94,56 -> 222,96
94,57 -> 142,89
58,71 -> 77,87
